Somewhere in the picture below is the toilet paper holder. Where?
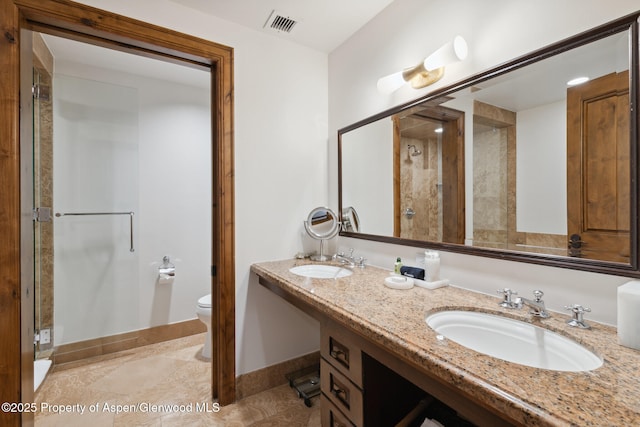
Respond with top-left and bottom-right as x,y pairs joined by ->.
158,256 -> 175,282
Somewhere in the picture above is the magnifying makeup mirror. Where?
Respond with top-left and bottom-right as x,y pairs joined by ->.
304,207 -> 340,261
341,206 -> 360,233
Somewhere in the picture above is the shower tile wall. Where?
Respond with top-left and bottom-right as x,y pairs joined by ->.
472,101 -> 516,249
33,33 -> 55,355
472,126 -> 509,247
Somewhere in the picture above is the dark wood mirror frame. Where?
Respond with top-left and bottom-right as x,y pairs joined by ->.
339,12 -> 640,278
0,1 -> 235,425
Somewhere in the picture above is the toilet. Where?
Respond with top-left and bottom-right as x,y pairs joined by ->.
196,294 -> 212,359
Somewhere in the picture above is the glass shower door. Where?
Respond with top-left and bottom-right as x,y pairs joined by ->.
52,74 -> 139,346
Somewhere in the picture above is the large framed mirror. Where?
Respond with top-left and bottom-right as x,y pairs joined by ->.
339,12 -> 639,277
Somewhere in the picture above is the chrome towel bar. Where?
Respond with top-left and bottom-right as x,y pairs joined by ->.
55,211 -> 135,252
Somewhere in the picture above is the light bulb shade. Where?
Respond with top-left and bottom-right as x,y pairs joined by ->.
377,70 -> 407,94
423,36 -> 468,71
376,36 -> 468,94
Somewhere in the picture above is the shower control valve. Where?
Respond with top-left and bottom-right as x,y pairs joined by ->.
404,208 -> 416,219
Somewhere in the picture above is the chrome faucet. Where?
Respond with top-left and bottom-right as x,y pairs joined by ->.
517,290 -> 550,318
332,248 -> 366,268
333,252 -> 355,267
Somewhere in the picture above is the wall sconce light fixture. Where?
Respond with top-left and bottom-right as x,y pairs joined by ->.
377,36 -> 468,94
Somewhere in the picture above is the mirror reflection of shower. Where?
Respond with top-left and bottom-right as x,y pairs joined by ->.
407,144 -> 422,157
399,113 -> 447,242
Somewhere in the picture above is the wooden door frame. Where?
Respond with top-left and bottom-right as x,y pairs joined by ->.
0,1 -> 235,425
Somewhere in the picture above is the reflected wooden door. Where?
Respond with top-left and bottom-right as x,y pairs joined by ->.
566,71 -> 630,262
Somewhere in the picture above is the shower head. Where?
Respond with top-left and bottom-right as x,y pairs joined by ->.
407,144 -> 422,156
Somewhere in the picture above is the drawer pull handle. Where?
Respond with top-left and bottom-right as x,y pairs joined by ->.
329,339 -> 350,368
331,378 -> 350,408
330,348 -> 345,358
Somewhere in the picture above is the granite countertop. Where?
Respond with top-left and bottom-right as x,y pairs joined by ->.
251,259 -> 640,427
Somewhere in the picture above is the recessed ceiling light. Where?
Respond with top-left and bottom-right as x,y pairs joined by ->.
567,76 -> 589,86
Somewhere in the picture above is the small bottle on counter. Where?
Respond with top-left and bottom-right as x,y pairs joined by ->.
424,250 -> 440,282
394,257 -> 403,274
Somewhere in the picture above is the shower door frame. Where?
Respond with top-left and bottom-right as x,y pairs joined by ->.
0,1 -> 236,425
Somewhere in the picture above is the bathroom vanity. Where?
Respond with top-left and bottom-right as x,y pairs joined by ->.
251,259 -> 640,426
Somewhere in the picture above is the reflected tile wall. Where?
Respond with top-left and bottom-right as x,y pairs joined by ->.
400,137 -> 442,241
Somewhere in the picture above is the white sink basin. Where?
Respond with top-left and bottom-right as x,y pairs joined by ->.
426,310 -> 602,372
289,265 -> 353,279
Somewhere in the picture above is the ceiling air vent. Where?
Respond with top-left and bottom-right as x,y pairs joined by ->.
264,10 -> 298,34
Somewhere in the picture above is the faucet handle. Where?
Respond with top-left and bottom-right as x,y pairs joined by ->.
532,290 -> 544,302
565,304 -> 591,313
497,288 -> 519,308
564,304 -> 591,329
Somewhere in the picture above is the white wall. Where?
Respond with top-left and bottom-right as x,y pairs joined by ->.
341,118 -> 394,235
74,0 -> 328,375
517,100 -> 567,234
329,0 -> 640,326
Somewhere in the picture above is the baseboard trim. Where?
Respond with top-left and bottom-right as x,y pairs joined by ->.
52,319 -> 206,368
236,351 -> 321,400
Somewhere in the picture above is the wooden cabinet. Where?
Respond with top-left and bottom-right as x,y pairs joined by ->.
256,274 -> 518,427
319,319 -> 516,427
320,394 -> 355,427
320,324 -> 364,426
320,359 -> 364,425
320,321 -> 427,427
321,323 -> 363,386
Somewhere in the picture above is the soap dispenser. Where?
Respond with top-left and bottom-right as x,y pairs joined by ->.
394,257 -> 403,274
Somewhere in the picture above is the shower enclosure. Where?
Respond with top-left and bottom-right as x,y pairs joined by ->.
52,74 -> 139,346
397,115 -> 445,242
32,66 -> 140,386
32,36 -> 143,382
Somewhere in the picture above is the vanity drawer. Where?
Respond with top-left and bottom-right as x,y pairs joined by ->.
321,393 -> 356,427
321,358 -> 363,427
321,325 -> 363,387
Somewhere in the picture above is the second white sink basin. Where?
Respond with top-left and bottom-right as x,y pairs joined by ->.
289,265 -> 353,279
426,310 -> 602,372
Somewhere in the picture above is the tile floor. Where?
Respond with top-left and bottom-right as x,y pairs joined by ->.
35,333 -> 321,426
